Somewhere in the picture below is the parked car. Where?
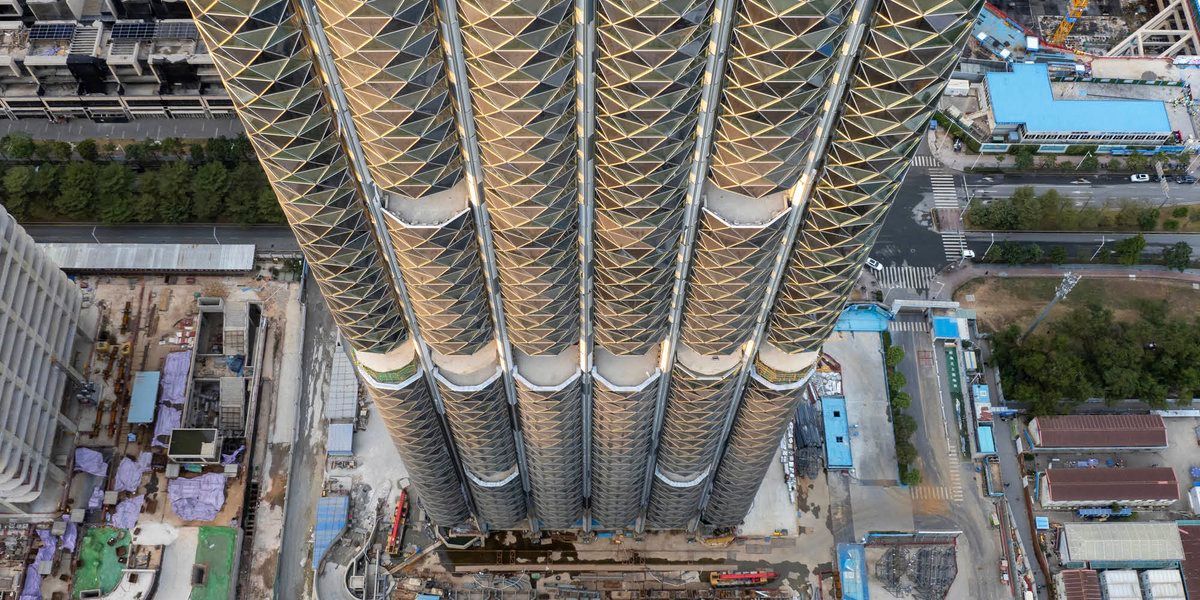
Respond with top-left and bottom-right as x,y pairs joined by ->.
1176,175 -> 1196,184
865,257 -> 883,271
1130,173 -> 1151,182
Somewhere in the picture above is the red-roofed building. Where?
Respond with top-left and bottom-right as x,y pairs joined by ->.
1028,415 -> 1167,451
1042,467 -> 1179,509
1054,569 -> 1102,600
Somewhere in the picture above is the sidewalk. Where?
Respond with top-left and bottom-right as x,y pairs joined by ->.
4,117 -> 242,142
926,130 -> 1162,175
931,262 -> 1200,301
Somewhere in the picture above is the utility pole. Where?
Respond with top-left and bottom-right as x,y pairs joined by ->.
1022,271 -> 1081,340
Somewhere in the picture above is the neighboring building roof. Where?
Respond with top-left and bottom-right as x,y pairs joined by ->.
822,396 -> 852,469
1062,523 -> 1184,564
40,243 -> 255,273
128,371 -> 160,424
313,495 -> 350,566
931,316 -> 963,340
324,347 -> 358,421
1058,569 -> 1102,600
977,424 -> 996,454
1178,526 -> 1200,600
987,63 -> 1172,134
1030,414 -> 1167,449
327,423 -> 354,456
837,544 -> 868,600
1044,467 -> 1179,503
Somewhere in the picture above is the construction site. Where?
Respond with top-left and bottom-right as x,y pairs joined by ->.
0,246 -> 303,600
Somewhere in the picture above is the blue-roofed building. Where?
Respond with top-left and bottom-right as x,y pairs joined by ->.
931,316 -> 964,341
822,396 -> 853,470
314,495 -> 350,566
977,424 -> 996,455
838,543 -> 869,600
128,371 -> 160,424
985,63 -> 1173,145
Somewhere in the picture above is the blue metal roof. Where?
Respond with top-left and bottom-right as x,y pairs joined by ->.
838,543 -> 869,600
987,63 -> 1171,134
977,424 -> 997,454
834,303 -> 891,332
972,384 -> 990,404
314,495 -> 350,566
822,396 -> 853,469
128,371 -> 160,424
931,316 -> 962,340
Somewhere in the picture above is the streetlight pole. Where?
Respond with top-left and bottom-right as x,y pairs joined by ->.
90,226 -> 100,244
1022,272 -> 1081,340
212,226 -> 221,245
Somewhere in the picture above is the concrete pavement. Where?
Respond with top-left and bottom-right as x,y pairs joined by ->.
931,262 -> 1200,302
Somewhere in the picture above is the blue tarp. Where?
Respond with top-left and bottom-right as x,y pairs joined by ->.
932,316 -> 962,340
822,396 -> 853,469
1035,516 -> 1051,530
988,64 -> 1171,134
314,495 -> 350,566
977,424 -> 997,455
128,371 -> 160,424
834,304 -> 891,332
838,543 -> 869,600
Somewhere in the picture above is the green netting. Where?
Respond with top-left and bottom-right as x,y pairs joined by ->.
191,526 -> 237,600
74,527 -> 130,599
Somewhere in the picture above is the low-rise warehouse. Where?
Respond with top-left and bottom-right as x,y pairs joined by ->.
1042,467 -> 1179,509
1028,415 -> 1167,451
985,63 -> 1174,145
1060,523 -> 1184,569
1055,569 -> 1101,600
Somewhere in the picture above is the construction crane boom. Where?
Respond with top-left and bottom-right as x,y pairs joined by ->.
1050,0 -> 1089,45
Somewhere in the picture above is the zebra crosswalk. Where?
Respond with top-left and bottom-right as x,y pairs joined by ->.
889,320 -> 929,333
929,169 -> 959,210
911,155 -> 940,168
879,266 -> 936,291
929,169 -> 967,261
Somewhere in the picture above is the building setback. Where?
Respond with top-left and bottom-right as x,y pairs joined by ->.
0,204 -> 83,510
1029,415 -> 1168,451
1042,467 -> 1180,509
183,0 -> 984,531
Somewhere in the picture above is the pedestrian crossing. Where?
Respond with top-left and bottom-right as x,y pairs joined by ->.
912,155 -> 940,168
929,169 -> 967,262
889,320 -> 930,333
879,266 -> 936,291
911,486 -> 955,500
929,170 -> 959,210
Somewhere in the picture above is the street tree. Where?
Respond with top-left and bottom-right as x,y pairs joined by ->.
190,162 -> 229,221
1162,241 -> 1192,271
1114,234 -> 1146,265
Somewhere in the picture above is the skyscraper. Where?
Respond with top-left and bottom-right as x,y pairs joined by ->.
0,204 -> 82,509
186,0 -> 981,531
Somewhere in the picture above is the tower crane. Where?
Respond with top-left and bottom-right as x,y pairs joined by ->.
1050,0 -> 1090,45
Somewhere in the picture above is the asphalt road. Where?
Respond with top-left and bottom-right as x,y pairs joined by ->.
21,224 -> 300,251
873,161 -> 949,268
963,172 -> 1200,207
275,282 -> 336,600
891,321 -> 1010,600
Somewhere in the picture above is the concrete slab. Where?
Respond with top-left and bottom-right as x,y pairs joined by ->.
156,526 -> 200,599
850,485 -> 915,541
823,332 -> 898,482
740,448 -> 798,537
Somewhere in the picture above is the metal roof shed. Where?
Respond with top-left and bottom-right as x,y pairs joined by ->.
324,347 -> 358,421
314,495 -> 350,566
128,371 -> 160,424
327,423 -> 354,456
1061,523 -> 1184,569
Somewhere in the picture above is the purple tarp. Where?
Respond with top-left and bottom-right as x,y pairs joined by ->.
35,529 -> 55,563
152,406 -> 181,448
221,446 -> 244,464
168,473 -> 226,521
18,566 -> 40,600
73,448 -> 107,477
88,486 -> 104,509
161,350 -> 191,406
60,517 -> 77,552
114,452 -> 151,493
109,495 -> 144,530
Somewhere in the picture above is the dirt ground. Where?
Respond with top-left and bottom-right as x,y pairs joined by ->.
954,276 -> 1200,333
